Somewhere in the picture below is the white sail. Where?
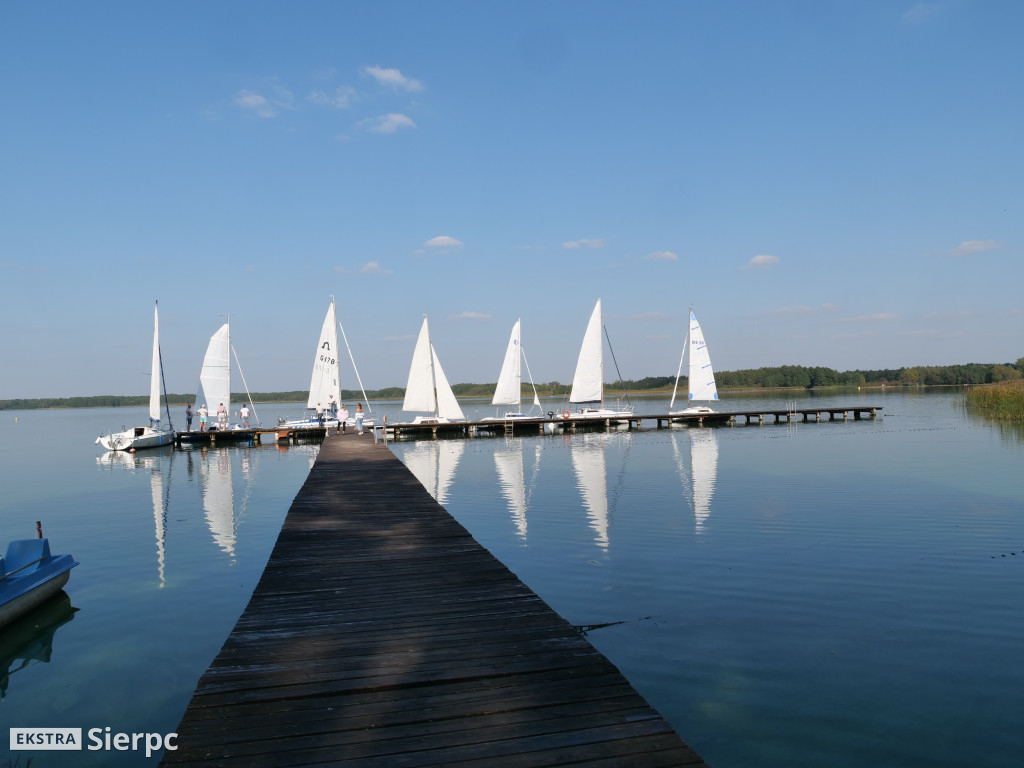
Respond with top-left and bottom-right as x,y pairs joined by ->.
307,299 -> 342,410
569,299 -> 604,404
199,323 -> 231,416
403,317 -> 465,420
687,310 -> 719,403
432,347 -> 466,420
403,318 -> 437,413
571,435 -> 609,550
492,320 -> 522,406
494,446 -> 528,539
149,302 -> 162,423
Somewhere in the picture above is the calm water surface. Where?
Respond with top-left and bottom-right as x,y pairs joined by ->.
1,391 -> 1022,766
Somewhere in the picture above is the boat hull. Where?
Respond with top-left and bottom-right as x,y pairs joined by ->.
0,571 -> 70,629
96,427 -> 175,452
1,539 -> 78,630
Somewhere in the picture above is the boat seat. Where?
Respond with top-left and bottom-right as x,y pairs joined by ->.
4,538 -> 51,573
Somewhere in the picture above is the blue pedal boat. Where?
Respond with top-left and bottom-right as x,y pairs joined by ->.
0,539 -> 79,629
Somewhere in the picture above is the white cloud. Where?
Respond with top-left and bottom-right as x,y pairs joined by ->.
362,65 -> 424,92
450,311 -> 491,320
309,85 -> 356,109
234,90 -> 276,118
423,235 -> 463,250
949,239 -> 1001,256
744,254 -> 780,269
563,238 -> 604,249
769,303 -> 839,316
902,3 -> 939,23
359,113 -> 416,134
841,313 -> 900,323
360,261 -> 392,274
644,250 -> 678,261
333,265 -> 352,274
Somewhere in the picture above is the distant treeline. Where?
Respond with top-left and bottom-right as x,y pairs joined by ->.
3,360 -> 1021,411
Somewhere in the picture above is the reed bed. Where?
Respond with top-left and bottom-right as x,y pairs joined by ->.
965,379 -> 1024,420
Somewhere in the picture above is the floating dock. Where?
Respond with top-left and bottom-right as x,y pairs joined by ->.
380,405 -> 883,439
162,432 -> 708,767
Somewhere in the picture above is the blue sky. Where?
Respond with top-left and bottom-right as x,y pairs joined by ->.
2,1 -> 1021,398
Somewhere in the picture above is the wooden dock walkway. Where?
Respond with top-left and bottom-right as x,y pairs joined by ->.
381,405 -> 883,439
162,432 -> 708,767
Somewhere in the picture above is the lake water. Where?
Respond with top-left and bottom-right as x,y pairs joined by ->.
1,391 -> 1023,767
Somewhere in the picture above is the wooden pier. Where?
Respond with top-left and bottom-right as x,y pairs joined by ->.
380,405 -> 883,439
162,432 -> 708,767
176,426 -> 328,447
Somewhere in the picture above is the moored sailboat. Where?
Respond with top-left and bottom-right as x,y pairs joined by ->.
561,299 -> 633,421
278,297 -> 373,430
401,316 -> 465,424
670,308 -> 719,416
187,314 -> 260,436
95,301 -> 175,451
481,319 -> 542,424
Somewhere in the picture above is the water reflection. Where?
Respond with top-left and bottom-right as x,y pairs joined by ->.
494,439 -> 542,540
670,427 -> 719,532
571,434 -> 610,550
404,439 -> 465,505
0,592 -> 78,700
199,448 -> 237,560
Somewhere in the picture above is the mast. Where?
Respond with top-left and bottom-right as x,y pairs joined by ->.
669,306 -> 691,409
425,315 -> 439,417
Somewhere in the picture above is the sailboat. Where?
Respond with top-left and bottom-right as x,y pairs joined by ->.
480,319 -> 542,424
192,315 -> 259,433
401,316 -> 466,424
95,302 -> 175,451
669,308 -> 719,416
562,299 -> 633,421
670,428 -> 719,532
279,297 -> 373,430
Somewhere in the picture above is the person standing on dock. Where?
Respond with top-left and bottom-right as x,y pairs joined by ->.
316,402 -> 324,427
240,403 -> 250,429
328,393 -> 336,418
338,403 -> 349,434
198,404 -> 208,432
217,402 -> 227,430
185,403 -> 193,432
355,403 -> 364,434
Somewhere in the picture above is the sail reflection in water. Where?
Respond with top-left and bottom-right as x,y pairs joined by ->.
200,448 -> 237,560
671,428 -> 719,532
404,440 -> 465,505
571,434 -> 610,550
493,439 -> 542,540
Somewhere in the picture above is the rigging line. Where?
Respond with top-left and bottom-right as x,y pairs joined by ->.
338,320 -> 371,414
230,343 -> 260,428
602,324 -> 631,407
669,318 -> 690,410
520,344 -> 543,412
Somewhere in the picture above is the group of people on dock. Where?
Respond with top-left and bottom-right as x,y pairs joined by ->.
315,395 -> 365,434
184,402 -> 251,432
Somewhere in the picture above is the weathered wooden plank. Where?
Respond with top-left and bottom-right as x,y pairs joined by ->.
161,433 -> 708,767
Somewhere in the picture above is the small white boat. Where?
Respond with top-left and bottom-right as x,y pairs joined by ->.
669,308 -> 720,417
401,316 -> 465,424
0,538 -> 78,629
479,319 -> 543,426
96,302 -> 175,451
559,299 -> 633,422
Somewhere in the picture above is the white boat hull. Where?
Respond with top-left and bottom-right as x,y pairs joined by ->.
95,427 -> 175,452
